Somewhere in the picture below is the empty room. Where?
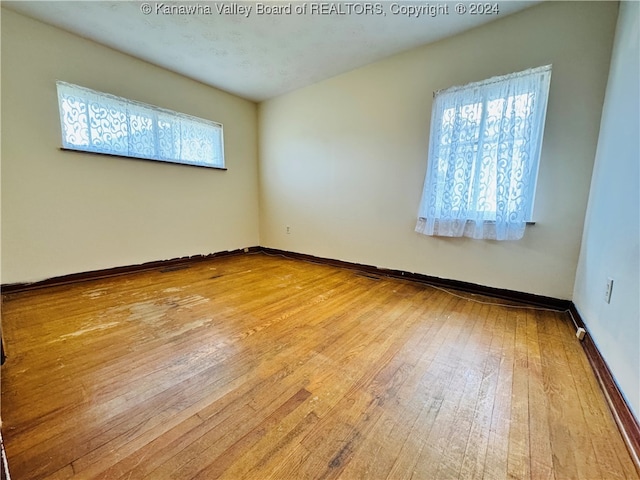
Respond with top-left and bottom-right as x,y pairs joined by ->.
1,1 -> 638,479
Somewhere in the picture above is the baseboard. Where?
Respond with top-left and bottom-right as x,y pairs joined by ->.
569,304 -> 640,474
1,246 -> 569,310
0,246 -> 261,294
260,247 -> 571,311
0,431 -> 10,480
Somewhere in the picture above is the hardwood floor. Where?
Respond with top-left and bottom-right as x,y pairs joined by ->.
1,253 -> 637,479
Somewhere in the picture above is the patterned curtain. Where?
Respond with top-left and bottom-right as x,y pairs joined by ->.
416,66 -> 552,240
56,82 -> 224,168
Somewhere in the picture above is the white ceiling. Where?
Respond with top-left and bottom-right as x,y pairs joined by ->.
4,1 -> 540,102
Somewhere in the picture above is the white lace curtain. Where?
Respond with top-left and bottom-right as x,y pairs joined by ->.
56,82 -> 224,168
416,65 -> 552,240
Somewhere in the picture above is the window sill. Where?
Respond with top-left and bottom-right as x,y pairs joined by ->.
60,147 -> 227,171
465,220 -> 536,226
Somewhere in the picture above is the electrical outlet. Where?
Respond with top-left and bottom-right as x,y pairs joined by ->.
605,277 -> 614,304
286,225 -> 291,234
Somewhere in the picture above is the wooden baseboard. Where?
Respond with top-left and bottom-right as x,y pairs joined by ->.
0,247 -> 261,294
260,247 -> 571,311
0,431 -> 10,480
569,304 -> 640,474
1,245 -> 569,310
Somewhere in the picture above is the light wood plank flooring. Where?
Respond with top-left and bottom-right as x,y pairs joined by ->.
1,253 -> 637,479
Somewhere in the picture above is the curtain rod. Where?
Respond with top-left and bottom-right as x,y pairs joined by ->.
433,64 -> 552,98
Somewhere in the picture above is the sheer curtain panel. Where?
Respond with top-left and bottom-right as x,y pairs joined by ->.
416,65 -> 552,240
56,82 -> 225,169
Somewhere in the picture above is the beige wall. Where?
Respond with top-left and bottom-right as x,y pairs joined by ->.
574,1 -> 639,419
0,3 -> 622,300
259,1 -> 618,299
1,8 -> 260,284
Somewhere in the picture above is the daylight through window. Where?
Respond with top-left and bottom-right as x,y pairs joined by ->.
416,65 -> 551,240
56,82 -> 225,169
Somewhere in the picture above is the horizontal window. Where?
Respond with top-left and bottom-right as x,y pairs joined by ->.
56,82 -> 224,169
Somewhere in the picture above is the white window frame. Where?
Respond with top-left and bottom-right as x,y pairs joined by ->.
56,81 -> 225,169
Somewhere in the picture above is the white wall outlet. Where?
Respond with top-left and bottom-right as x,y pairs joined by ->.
576,327 -> 586,341
605,277 -> 614,304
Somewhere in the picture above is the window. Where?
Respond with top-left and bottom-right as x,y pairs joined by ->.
416,65 -> 551,240
56,82 -> 224,169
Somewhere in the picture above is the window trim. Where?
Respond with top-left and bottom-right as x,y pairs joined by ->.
56,81 -> 225,170
57,147 -> 228,171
